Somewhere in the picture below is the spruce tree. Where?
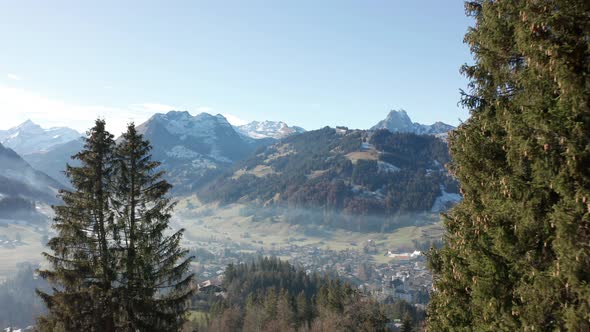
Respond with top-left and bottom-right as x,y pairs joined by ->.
113,123 -> 194,331
400,312 -> 413,332
243,294 -> 263,331
37,119 -> 117,331
428,1 -> 590,330
296,291 -> 312,328
37,121 -> 193,331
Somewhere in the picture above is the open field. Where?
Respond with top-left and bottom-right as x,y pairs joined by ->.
187,310 -> 209,325
0,224 -> 47,280
345,150 -> 379,164
232,164 -> 277,179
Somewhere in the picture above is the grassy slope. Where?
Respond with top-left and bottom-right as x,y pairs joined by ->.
0,224 -> 46,279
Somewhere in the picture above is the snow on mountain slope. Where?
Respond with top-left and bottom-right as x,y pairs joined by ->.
236,120 -> 305,139
136,111 -> 269,192
0,120 -> 80,155
431,185 -> 462,212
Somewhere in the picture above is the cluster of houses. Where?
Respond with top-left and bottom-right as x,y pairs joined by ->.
386,250 -> 422,260
188,237 -> 433,305
373,260 -> 432,304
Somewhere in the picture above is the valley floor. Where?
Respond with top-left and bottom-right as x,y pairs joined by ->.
0,223 -> 48,282
0,196 -> 443,303
175,196 -> 442,303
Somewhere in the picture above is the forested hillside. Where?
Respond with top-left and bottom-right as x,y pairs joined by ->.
200,127 -> 459,232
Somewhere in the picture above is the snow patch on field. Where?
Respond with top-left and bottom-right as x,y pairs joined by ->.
431,185 -> 462,212
377,161 -> 400,173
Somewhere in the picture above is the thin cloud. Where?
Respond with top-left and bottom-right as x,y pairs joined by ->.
0,86 -> 242,135
6,73 -> 21,81
133,103 -> 177,113
0,85 -> 171,135
195,106 -> 213,114
221,113 -> 249,126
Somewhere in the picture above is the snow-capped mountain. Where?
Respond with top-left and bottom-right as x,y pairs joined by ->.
0,120 -> 81,155
371,110 -> 455,136
414,121 -> 456,136
136,111 -> 270,192
236,121 -> 305,139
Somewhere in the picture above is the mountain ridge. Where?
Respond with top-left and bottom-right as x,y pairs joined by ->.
0,120 -> 81,155
371,109 -> 455,136
236,120 -> 305,139
0,142 -> 62,222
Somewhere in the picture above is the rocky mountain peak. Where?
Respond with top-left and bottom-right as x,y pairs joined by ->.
371,109 -> 455,136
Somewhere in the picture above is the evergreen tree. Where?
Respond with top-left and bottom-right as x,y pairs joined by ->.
113,123 -> 194,331
37,119 -> 117,331
428,1 -> 590,330
400,312 -> 413,332
275,289 -> 295,330
37,121 -> 193,331
243,294 -> 263,332
262,288 -> 278,326
296,291 -> 312,329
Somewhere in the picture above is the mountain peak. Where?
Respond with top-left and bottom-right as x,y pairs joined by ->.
388,109 -> 408,116
15,119 -> 42,131
371,109 -> 455,136
164,110 -> 191,119
373,109 -> 414,133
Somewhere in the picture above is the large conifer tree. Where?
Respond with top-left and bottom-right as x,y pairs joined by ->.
113,123 -> 194,331
428,1 -> 590,330
37,119 -> 118,331
37,121 -> 193,331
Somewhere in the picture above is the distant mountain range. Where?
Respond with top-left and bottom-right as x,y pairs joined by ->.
1,115 -> 286,193
0,120 -> 80,155
371,109 -> 455,137
0,110 -> 459,226
235,121 -> 305,139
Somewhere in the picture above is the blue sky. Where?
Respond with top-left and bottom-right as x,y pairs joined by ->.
0,0 -> 473,135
